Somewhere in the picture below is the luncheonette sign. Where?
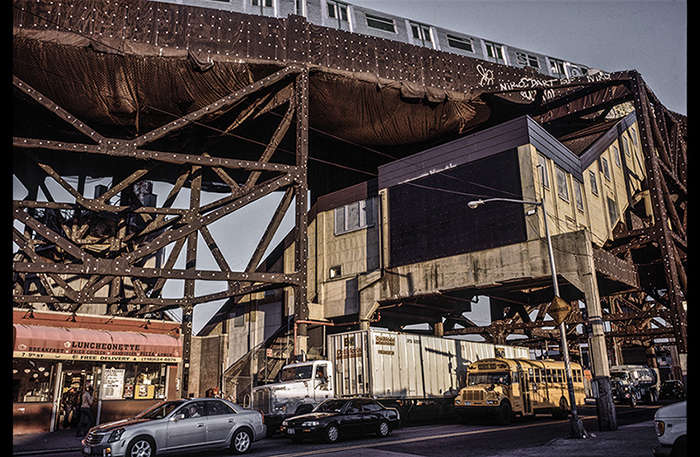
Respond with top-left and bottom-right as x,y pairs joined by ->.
13,324 -> 182,363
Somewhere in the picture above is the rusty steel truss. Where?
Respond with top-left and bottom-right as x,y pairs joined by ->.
445,71 -> 687,357
12,66 -> 310,395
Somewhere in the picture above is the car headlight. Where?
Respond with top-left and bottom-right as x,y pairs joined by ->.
282,420 -> 289,427
655,420 -> 665,436
108,428 -> 126,443
301,421 -> 319,427
455,398 -> 462,405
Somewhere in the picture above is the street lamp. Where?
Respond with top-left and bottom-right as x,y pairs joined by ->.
467,165 -> 587,439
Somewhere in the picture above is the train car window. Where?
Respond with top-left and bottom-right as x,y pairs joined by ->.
515,51 -> 540,69
447,34 -> 474,52
484,41 -> 505,62
365,13 -> 395,33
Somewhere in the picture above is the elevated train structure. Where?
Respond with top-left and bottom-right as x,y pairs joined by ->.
153,0 -> 596,80
12,0 -> 686,430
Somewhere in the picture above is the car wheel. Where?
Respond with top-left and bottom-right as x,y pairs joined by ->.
325,424 -> 340,443
498,400 -> 512,425
126,437 -> 155,457
377,420 -> 390,438
231,429 -> 252,455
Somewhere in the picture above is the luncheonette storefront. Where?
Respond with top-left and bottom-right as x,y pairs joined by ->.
12,308 -> 183,435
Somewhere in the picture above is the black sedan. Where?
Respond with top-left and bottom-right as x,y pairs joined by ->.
280,398 -> 400,443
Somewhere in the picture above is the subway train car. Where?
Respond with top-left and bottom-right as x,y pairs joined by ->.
151,0 -> 598,79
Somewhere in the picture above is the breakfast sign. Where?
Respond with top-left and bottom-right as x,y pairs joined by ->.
13,324 -> 182,363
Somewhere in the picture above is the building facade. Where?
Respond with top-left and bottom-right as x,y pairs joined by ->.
12,309 -> 182,435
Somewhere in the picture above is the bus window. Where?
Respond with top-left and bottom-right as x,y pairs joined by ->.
528,368 -> 534,383
558,370 -> 563,383
512,372 -> 519,383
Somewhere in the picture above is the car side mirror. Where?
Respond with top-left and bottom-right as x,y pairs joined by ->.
171,413 -> 185,422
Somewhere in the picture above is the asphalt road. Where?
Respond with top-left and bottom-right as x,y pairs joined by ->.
22,405 -> 660,457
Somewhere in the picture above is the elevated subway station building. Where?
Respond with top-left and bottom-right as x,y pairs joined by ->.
12,0 -> 686,432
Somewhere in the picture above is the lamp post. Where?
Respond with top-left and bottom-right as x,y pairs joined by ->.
467,166 -> 587,439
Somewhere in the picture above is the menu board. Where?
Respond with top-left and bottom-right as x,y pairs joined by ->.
101,368 -> 125,400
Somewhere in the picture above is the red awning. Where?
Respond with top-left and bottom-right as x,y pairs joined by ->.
13,324 -> 182,363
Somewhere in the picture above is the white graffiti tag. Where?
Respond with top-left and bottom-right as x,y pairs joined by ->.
476,64 -> 494,86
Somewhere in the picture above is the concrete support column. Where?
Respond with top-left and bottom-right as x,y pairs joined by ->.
359,319 -> 370,331
580,233 -> 616,431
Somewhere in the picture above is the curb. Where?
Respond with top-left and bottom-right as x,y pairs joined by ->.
13,448 -> 81,456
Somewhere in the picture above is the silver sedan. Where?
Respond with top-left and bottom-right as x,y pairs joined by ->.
81,398 -> 266,457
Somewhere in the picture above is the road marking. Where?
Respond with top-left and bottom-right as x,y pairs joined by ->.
270,416 -> 600,457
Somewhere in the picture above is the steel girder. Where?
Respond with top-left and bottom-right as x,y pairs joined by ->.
12,65 -> 311,396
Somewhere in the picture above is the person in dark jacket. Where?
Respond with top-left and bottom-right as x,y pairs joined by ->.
76,384 -> 94,437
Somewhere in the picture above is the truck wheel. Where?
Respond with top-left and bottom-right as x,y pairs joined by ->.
325,424 -> 340,443
377,420 -> 391,438
671,435 -> 686,457
497,400 -> 512,425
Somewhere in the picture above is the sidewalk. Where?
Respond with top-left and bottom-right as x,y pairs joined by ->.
493,420 -> 657,457
13,429 -> 84,455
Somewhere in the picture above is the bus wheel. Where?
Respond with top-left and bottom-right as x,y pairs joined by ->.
497,400 -> 512,425
553,397 -> 568,419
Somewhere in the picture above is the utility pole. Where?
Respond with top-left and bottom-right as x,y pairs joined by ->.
467,162 -> 587,439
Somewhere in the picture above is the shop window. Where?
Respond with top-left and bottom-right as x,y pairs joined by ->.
447,34 -> 473,52
334,198 -> 375,235
556,167 -> 569,202
589,171 -> 599,196
365,13 -> 395,33
574,181 -> 584,212
134,364 -> 168,400
13,359 -> 56,403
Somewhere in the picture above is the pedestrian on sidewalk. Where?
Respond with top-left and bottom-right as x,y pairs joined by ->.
76,384 -> 94,437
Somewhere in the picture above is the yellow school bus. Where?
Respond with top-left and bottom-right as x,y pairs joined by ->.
453,358 -> 586,424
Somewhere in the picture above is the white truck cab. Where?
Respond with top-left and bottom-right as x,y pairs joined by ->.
653,401 -> 686,457
252,360 -> 334,430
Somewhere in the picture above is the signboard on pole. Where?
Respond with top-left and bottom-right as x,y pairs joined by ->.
549,296 -> 572,325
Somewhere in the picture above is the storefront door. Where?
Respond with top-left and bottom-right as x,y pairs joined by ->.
55,363 -> 98,431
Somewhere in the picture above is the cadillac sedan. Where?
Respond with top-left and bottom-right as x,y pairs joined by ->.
81,398 -> 266,457
280,398 -> 400,443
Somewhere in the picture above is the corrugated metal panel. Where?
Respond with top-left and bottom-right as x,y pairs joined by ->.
328,330 -> 531,400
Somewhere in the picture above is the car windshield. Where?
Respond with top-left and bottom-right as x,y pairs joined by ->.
136,400 -> 186,420
313,400 -> 347,413
280,365 -> 313,382
468,372 -> 511,386
610,372 -> 629,380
